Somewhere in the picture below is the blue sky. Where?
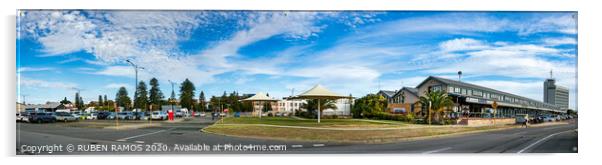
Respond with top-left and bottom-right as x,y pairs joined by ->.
16,11 -> 577,109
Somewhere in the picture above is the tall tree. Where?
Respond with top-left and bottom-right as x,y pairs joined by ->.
104,95 -> 108,107
178,79 -> 196,109
149,78 -> 164,111
198,91 -> 206,112
74,92 -> 81,109
98,95 -> 103,108
79,96 -> 84,109
134,81 -> 149,111
115,86 -> 132,110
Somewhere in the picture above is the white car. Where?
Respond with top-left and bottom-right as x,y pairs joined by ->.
200,112 -> 206,117
86,113 -> 98,120
151,111 -> 168,120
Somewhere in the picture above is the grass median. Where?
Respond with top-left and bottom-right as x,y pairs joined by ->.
204,117 -> 514,143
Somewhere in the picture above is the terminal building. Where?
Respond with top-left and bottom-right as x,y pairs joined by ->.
544,78 -> 570,110
381,76 -> 566,119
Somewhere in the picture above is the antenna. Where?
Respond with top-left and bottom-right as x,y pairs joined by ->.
550,69 -> 554,79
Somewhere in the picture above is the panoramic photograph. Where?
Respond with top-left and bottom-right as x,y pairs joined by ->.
15,10 -> 577,154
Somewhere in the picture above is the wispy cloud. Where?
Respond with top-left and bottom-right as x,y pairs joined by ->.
17,67 -> 54,72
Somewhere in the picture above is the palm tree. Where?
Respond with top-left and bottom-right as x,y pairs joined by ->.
419,90 -> 454,125
301,99 -> 337,118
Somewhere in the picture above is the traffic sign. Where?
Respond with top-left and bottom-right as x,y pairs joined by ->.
492,101 -> 498,109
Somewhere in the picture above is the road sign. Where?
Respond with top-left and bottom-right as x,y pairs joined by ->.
492,101 -> 498,109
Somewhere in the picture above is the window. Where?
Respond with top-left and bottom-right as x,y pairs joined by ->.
473,90 -> 483,97
454,87 -> 461,93
448,86 -> 454,92
467,89 -> 472,95
432,85 -> 442,92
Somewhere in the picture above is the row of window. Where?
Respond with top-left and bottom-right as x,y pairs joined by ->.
446,85 -> 559,110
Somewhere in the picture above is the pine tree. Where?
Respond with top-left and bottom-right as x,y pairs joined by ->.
178,79 -> 196,109
149,78 -> 164,111
104,95 -> 108,107
115,87 -> 131,110
98,95 -> 103,108
134,81 -> 149,111
199,91 -> 206,112
75,92 -> 80,109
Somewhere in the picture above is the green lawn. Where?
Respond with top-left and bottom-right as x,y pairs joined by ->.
220,117 -> 408,128
204,117 -> 517,143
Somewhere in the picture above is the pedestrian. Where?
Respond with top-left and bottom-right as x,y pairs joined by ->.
211,112 -> 215,120
523,118 -> 529,128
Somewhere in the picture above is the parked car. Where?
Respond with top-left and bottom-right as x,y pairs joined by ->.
117,111 -> 134,120
106,112 -> 116,120
97,111 -> 110,120
55,112 -> 79,122
29,112 -> 56,123
85,113 -> 98,120
133,112 -> 148,120
151,111 -> 167,120
515,114 -> 529,125
175,109 -> 184,117
543,116 -> 555,122
200,112 -> 206,117
71,111 -> 82,119
17,112 -> 31,122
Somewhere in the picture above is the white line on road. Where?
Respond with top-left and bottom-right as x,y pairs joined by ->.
422,147 -> 452,154
517,129 -> 575,153
291,145 -> 303,148
115,128 -> 176,142
116,139 -> 126,142
135,141 -> 145,144
313,144 -> 325,147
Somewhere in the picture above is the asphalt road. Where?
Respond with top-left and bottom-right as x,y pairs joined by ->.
15,117 -> 577,155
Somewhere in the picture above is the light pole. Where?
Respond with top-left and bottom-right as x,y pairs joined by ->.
126,59 -> 145,111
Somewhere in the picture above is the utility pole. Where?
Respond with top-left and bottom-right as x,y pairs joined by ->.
126,59 -> 144,110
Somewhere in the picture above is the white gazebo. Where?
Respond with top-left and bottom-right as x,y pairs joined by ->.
240,92 -> 279,119
291,84 -> 350,123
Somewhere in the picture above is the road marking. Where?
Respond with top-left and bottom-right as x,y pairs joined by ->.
116,139 -> 126,142
135,141 -> 144,144
115,128 -> 176,142
422,147 -> 452,154
312,144 -> 325,147
517,129 -> 575,153
291,145 -> 303,148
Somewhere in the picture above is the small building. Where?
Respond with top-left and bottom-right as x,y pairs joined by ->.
377,90 -> 396,103
388,87 -> 421,115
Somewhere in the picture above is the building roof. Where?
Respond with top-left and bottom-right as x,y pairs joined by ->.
24,102 -> 61,109
417,76 -> 559,108
241,92 -> 279,101
294,84 -> 348,99
377,90 -> 396,98
393,87 -> 419,97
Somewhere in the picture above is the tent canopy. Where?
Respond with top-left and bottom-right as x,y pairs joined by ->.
240,92 -> 279,102
293,84 -> 349,99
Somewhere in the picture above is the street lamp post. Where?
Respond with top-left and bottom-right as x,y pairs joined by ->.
126,59 -> 145,111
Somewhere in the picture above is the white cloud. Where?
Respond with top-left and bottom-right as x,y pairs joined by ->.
439,38 -> 489,52
19,77 -> 77,90
542,37 -> 577,46
17,67 -> 54,72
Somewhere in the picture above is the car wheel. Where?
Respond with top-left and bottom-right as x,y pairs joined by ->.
37,119 -> 42,124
